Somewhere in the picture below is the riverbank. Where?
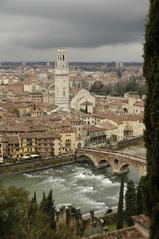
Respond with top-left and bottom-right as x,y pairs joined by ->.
103,135 -> 144,151
0,157 -> 83,176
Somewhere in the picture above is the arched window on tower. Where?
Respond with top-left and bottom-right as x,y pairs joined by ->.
63,54 -> 65,61
63,90 -> 65,97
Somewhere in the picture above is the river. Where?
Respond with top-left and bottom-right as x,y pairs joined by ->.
1,145 -> 145,213
2,163 -> 123,213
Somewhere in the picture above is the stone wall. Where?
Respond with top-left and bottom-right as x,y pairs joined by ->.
0,158 -> 77,175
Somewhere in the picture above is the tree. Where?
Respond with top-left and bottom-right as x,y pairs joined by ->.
0,186 -> 29,238
40,191 -> 46,211
143,1 -> 159,238
137,177 -> 144,215
90,81 -> 112,95
85,102 -> 88,114
40,190 -> 56,230
47,190 -> 56,229
116,174 -> 125,230
0,186 -> 77,239
125,180 -> 137,226
31,191 -> 37,203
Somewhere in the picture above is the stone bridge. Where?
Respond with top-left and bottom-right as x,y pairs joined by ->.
76,148 -> 147,177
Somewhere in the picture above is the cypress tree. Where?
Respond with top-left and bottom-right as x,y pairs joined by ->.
137,177 -> 144,215
143,0 -> 159,238
40,190 -> 56,229
85,102 -> 88,114
31,191 -> 37,203
47,190 -> 56,229
116,174 -> 125,230
40,191 -> 47,212
125,180 -> 137,226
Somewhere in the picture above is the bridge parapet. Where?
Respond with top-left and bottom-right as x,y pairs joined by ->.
76,148 -> 146,177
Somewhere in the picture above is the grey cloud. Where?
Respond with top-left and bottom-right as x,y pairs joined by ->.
0,0 -> 149,60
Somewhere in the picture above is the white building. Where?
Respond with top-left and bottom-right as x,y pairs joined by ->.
54,48 -> 69,109
70,88 -> 95,113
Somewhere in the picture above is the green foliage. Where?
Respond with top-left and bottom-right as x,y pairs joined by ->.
56,225 -> 79,239
0,186 -> 29,238
90,81 -> 112,95
150,203 -> 159,239
137,178 -> 144,215
116,174 -> 125,230
83,227 -> 103,237
103,212 -> 117,225
0,187 -> 75,239
40,190 -> 56,229
143,0 -> 159,238
125,180 -> 137,226
80,108 -> 87,113
90,79 -> 146,96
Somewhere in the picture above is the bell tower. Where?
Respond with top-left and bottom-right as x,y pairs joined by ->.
54,48 -> 69,109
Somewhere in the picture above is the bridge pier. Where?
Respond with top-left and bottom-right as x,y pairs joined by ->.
138,165 -> 147,177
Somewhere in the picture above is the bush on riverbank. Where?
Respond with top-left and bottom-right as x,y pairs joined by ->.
103,213 -> 117,225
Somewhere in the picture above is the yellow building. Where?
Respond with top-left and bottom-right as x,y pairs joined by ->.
60,129 -> 76,154
6,135 -> 21,160
19,133 -> 36,156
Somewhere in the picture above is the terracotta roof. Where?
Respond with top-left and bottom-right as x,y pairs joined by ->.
117,113 -> 143,122
134,101 -> 144,107
70,87 -> 80,94
20,132 -> 61,140
61,119 -> 72,127
87,126 -> 105,133
133,214 -> 150,229
93,110 -> 119,123
83,226 -> 148,239
0,120 -> 47,133
97,121 -> 118,131
109,99 -> 123,107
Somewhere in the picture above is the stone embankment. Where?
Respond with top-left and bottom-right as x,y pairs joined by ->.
0,157 -> 82,176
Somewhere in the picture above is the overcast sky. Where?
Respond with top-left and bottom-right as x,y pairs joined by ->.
0,0 -> 149,62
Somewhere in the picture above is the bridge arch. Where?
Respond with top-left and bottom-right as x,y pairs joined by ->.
98,159 -> 113,171
77,154 -> 97,167
119,163 -> 129,173
114,159 -> 119,165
